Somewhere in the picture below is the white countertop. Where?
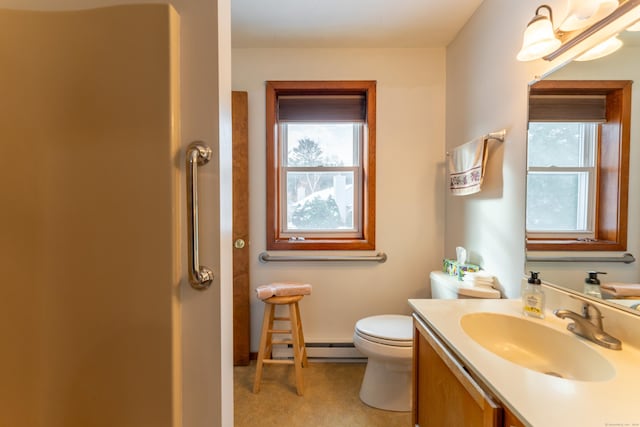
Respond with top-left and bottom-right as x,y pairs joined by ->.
409,298 -> 640,427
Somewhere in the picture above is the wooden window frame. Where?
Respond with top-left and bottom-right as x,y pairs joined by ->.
526,80 -> 632,251
266,80 -> 376,250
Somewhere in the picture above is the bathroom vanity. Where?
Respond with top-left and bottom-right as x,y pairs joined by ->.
413,312 -> 523,427
409,298 -> 640,427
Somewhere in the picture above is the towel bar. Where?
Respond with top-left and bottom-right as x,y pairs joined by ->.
446,129 -> 506,156
485,129 -> 506,142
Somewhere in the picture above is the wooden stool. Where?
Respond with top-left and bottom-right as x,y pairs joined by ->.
253,284 -> 311,396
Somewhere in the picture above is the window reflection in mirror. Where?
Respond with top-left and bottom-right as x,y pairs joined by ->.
526,80 -> 631,252
524,30 -> 640,313
527,122 -> 598,237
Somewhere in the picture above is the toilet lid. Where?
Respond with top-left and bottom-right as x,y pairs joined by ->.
355,315 -> 413,347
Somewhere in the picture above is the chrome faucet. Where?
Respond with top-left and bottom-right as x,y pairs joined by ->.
554,302 -> 622,350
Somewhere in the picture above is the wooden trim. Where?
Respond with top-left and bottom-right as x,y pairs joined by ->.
265,82 -> 278,250
526,239 -> 627,251
527,80 -> 632,252
412,319 -> 420,427
529,79 -> 632,94
232,91 -> 251,366
265,81 -> 376,250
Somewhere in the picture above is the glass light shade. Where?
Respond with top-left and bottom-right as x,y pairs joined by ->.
517,16 -> 562,61
574,35 -> 623,61
560,0 -> 619,31
626,21 -> 640,31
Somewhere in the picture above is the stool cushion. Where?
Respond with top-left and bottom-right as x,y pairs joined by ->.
256,282 -> 312,300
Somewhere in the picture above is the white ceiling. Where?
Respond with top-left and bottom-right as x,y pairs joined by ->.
231,0 -> 485,48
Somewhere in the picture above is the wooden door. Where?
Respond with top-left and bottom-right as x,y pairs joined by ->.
232,91 -> 251,365
0,6 -> 181,426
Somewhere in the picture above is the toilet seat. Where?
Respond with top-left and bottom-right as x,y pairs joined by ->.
355,315 -> 413,347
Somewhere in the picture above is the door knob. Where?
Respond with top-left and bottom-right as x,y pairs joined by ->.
234,239 -> 246,249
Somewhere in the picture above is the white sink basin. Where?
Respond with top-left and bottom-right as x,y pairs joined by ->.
460,312 -> 615,381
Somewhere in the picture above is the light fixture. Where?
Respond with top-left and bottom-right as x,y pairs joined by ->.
517,5 -> 562,61
574,34 -> 623,60
626,20 -> 640,31
560,0 -> 619,31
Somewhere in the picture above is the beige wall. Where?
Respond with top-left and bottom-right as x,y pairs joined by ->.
445,0 -> 568,298
232,48 -> 446,349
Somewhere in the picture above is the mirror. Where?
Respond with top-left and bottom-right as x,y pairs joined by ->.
525,30 -> 640,314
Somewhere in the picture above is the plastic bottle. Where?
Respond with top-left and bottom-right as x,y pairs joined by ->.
584,271 -> 606,298
522,271 -> 545,319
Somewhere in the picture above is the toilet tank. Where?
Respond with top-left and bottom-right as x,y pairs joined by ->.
430,271 -> 501,299
430,271 -> 460,299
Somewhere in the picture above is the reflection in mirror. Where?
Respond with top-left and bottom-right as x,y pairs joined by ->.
525,30 -> 640,315
527,79 -> 631,252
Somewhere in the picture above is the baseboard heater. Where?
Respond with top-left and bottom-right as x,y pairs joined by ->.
272,342 -> 365,360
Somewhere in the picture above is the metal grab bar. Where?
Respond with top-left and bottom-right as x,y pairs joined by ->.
259,252 -> 387,263
186,142 -> 214,290
526,253 -> 636,264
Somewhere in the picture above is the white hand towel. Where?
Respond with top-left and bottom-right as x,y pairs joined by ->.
464,271 -> 494,281
463,278 -> 494,285
462,271 -> 495,288
449,137 -> 488,196
464,280 -> 495,289
469,283 -> 496,289
463,273 -> 493,281
463,276 -> 493,282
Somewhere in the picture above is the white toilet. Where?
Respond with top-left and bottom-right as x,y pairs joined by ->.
353,314 -> 413,411
353,270 -> 501,412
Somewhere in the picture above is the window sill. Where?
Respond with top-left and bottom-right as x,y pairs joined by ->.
267,238 -> 375,251
526,239 -> 626,251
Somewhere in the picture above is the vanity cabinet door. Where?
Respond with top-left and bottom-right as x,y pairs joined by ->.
413,315 -> 502,427
504,409 -> 527,427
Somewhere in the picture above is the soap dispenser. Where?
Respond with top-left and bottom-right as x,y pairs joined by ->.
523,271 -> 545,319
584,271 -> 606,298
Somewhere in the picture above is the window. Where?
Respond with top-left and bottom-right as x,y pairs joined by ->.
266,81 -> 376,250
526,80 -> 632,251
527,122 -> 598,238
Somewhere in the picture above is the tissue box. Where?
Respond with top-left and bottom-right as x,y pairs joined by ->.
442,259 -> 480,280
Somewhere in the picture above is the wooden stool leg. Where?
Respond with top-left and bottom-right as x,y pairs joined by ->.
264,304 -> 276,359
294,301 -> 309,367
289,302 -> 304,396
253,302 -> 274,393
